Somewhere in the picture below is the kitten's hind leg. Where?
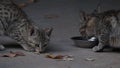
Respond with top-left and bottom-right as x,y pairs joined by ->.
0,45 -> 5,51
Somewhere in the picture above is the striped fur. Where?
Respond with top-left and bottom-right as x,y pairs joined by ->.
79,9 -> 120,52
0,0 -> 52,52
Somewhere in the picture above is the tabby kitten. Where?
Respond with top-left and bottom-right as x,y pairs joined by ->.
0,0 -> 36,8
0,0 -> 53,52
79,9 -> 120,52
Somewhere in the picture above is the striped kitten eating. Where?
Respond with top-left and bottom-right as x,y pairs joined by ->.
0,0 -> 53,52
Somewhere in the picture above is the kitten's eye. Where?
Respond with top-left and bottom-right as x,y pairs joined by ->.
35,44 -> 39,47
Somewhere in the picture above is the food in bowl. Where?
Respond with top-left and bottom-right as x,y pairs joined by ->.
88,37 -> 96,41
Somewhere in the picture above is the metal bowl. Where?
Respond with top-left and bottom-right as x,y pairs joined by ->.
71,36 -> 98,48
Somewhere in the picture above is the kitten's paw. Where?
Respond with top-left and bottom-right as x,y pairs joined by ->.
92,46 -> 103,52
24,47 -> 35,52
0,45 -> 5,51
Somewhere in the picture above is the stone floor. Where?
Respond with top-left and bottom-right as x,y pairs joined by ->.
0,0 -> 120,68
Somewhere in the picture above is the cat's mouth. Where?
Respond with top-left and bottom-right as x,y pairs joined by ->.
27,41 -> 48,52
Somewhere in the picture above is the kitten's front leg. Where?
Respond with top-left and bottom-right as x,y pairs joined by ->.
19,43 -> 35,52
0,29 -> 5,51
11,34 -> 35,52
92,43 -> 105,52
92,34 -> 108,52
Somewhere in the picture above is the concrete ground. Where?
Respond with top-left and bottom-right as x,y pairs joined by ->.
0,0 -> 120,68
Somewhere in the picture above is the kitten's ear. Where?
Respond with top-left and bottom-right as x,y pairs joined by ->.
93,5 -> 101,14
44,27 -> 53,37
93,0 -> 102,14
80,11 -> 89,23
